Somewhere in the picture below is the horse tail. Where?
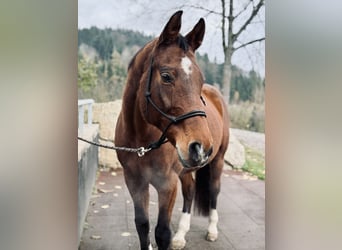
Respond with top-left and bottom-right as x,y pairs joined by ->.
194,164 -> 210,216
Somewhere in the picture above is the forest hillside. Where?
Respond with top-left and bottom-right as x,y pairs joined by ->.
78,27 -> 264,132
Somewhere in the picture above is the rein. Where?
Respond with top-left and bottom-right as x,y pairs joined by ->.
78,56 -> 207,157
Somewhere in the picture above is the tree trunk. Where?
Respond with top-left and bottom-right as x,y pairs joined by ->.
221,0 -> 234,104
222,50 -> 232,104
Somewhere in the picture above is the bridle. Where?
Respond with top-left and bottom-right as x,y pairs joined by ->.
77,56 -> 207,157
144,57 -> 207,150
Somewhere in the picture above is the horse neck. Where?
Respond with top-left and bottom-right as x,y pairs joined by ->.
121,41 -> 155,139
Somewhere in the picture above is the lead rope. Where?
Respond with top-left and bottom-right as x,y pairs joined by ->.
77,136 -> 151,157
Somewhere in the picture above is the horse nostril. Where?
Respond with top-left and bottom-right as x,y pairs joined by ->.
189,142 -> 202,163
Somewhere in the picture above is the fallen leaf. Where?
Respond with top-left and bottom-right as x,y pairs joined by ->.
121,232 -> 131,237
98,182 -> 106,185
83,222 -> 90,229
114,185 -> 122,189
91,235 -> 101,240
101,204 -> 110,209
111,172 -> 117,176
98,188 -> 114,193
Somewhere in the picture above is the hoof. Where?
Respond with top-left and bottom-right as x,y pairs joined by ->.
206,232 -> 218,242
171,238 -> 186,249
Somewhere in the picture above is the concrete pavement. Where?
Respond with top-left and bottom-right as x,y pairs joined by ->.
79,167 -> 264,250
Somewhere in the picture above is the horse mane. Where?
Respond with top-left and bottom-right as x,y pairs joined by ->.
127,42 -> 150,70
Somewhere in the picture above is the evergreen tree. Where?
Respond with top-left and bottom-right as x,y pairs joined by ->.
78,27 -> 264,103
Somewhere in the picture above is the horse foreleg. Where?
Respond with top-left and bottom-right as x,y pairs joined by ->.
154,175 -> 178,250
124,174 -> 151,250
206,157 -> 224,242
134,199 -> 152,250
171,173 -> 194,249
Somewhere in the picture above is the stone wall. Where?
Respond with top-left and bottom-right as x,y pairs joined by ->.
92,100 -> 122,169
78,124 -> 99,243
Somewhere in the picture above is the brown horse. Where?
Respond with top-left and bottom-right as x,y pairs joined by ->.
115,11 -> 229,250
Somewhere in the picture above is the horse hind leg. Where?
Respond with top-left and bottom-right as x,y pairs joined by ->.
206,157 -> 224,242
207,208 -> 219,242
171,173 -> 195,249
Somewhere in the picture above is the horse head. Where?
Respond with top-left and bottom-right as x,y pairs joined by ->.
139,11 -> 213,168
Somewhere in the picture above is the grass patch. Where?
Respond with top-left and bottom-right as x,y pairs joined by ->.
229,102 -> 265,133
242,146 -> 265,180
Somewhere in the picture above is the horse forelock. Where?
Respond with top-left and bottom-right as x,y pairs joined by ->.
177,35 -> 189,52
128,34 -> 189,72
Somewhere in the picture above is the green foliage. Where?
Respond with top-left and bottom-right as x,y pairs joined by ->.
229,102 -> 264,132
242,147 -> 265,180
78,57 -> 97,92
230,69 -> 264,102
77,27 -> 264,110
78,27 -> 153,59
78,28 -> 150,102
196,52 -> 223,87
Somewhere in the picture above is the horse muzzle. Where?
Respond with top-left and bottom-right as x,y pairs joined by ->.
178,142 -> 213,168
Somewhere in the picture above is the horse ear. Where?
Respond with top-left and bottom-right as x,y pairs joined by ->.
185,18 -> 205,51
158,10 -> 183,46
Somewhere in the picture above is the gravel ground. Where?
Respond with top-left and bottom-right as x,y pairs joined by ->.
231,128 -> 265,156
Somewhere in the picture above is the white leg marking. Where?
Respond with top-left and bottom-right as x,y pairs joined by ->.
207,209 -> 219,242
148,243 -> 153,250
181,57 -> 192,77
171,212 -> 191,249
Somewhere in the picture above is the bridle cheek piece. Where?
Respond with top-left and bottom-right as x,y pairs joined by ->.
145,57 -> 207,150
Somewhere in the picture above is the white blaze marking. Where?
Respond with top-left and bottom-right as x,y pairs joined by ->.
181,57 -> 192,77
208,209 -> 218,235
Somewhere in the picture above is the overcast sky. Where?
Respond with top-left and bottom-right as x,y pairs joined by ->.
78,0 -> 265,77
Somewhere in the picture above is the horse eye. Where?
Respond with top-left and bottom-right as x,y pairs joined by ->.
160,72 -> 173,83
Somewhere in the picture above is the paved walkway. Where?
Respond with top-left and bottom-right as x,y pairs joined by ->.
79,167 -> 264,250
231,129 -> 265,156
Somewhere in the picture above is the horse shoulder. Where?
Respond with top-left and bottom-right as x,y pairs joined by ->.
202,84 -> 230,152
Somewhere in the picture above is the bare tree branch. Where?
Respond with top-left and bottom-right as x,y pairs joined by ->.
182,4 -> 223,16
234,0 -> 253,19
234,37 -> 265,51
233,0 -> 264,42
